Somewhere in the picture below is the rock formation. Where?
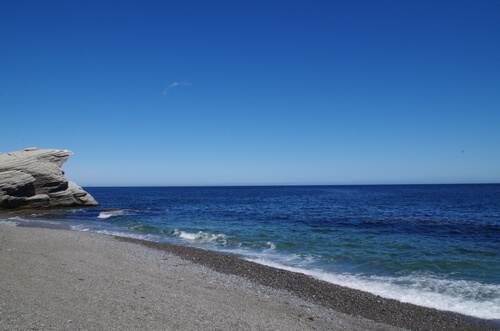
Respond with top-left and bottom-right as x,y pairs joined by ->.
0,148 -> 99,209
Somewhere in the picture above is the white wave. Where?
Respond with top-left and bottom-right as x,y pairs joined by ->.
173,229 -> 228,244
246,258 -> 500,320
6,216 -> 27,221
214,246 -> 303,268
70,224 -> 162,241
1,216 -> 61,226
0,219 -> 19,226
70,224 -> 90,231
97,210 -> 128,219
57,209 -> 82,213
94,229 -> 161,241
265,241 -> 276,250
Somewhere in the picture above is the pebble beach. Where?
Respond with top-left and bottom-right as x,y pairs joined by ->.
0,224 -> 495,330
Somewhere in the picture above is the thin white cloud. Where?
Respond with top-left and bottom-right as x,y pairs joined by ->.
162,80 -> 191,95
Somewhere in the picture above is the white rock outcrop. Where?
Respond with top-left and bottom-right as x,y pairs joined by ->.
0,148 -> 99,209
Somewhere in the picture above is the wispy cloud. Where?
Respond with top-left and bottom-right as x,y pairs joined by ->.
162,80 -> 191,95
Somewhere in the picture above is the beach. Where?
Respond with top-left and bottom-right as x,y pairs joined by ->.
0,224 -> 494,330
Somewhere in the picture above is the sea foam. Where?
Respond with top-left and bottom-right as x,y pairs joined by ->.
97,210 -> 128,219
0,218 -> 20,226
246,258 -> 500,320
173,229 -> 228,244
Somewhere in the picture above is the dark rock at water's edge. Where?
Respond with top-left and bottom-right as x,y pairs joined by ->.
0,147 -> 99,209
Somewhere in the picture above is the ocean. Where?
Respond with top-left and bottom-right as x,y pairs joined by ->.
3,184 -> 499,321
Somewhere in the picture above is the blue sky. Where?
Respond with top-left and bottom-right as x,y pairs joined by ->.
1,0 -> 499,186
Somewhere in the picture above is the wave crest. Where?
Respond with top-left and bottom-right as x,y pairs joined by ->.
173,229 -> 228,245
97,210 -> 128,219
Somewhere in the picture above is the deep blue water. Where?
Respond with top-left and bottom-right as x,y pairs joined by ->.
4,184 -> 500,320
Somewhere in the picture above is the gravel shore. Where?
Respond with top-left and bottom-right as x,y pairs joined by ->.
0,224 -> 496,330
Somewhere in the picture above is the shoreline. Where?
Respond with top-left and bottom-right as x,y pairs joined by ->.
116,236 -> 496,331
0,223 -> 496,330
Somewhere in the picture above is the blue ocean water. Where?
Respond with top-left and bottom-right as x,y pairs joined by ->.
5,184 -> 500,320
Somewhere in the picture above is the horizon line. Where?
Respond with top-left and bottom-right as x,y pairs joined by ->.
81,182 -> 500,188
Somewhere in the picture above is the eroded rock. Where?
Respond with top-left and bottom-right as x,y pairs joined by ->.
0,148 -> 99,209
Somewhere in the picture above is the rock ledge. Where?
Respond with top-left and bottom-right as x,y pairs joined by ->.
0,148 -> 99,209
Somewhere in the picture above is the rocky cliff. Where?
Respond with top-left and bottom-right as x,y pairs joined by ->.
0,148 -> 99,209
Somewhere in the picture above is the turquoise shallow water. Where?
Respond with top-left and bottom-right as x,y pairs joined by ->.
4,184 -> 500,320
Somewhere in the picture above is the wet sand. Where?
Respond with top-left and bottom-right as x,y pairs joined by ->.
0,224 -> 495,330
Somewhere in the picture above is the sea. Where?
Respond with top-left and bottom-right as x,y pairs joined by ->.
3,184 -> 499,321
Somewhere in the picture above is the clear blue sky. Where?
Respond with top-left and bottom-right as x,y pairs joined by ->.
1,0 -> 499,186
